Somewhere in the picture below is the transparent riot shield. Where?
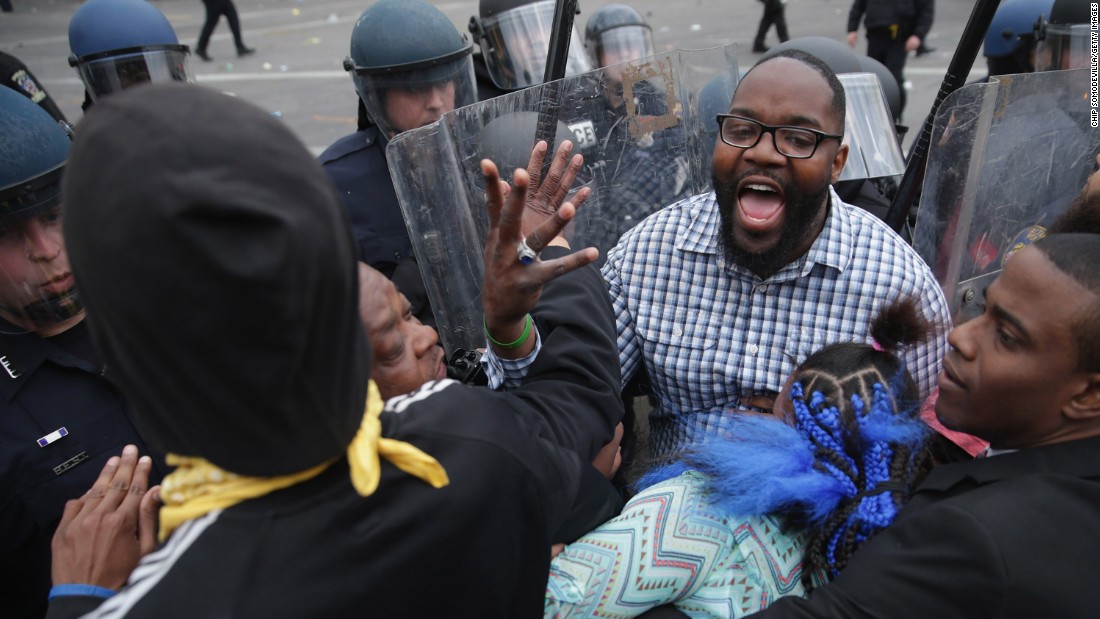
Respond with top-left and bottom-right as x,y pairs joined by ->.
387,44 -> 740,354
912,68 -> 1099,323
836,72 -> 905,181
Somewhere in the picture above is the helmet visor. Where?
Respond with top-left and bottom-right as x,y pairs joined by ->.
1035,23 -> 1091,70
352,54 -> 477,138
478,0 -> 592,91
77,46 -> 193,101
586,25 -> 655,68
837,73 -> 905,181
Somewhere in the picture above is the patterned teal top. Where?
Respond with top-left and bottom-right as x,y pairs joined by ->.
545,470 -> 809,618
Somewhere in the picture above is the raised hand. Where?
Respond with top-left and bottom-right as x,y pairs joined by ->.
518,139 -> 590,235
481,158 -> 598,359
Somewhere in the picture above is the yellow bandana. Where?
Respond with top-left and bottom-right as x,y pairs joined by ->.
158,380 -> 449,541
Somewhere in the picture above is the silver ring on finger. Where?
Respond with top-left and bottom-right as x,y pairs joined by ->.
517,238 -> 539,265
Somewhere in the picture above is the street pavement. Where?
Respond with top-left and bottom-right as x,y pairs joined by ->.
4,0 -> 985,154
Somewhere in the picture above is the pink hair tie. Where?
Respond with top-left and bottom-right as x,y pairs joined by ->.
871,340 -> 885,352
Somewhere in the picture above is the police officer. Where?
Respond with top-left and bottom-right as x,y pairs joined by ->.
983,0 -> 1054,76
584,3 -> 655,71
0,87 -> 162,619
1034,0 -> 1092,70
320,0 -> 477,331
846,0 -> 935,115
68,0 -> 193,108
580,4 -> 688,252
468,0 -> 591,99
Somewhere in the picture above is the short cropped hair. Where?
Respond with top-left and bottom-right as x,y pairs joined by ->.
739,49 -> 847,132
1034,233 -> 1100,371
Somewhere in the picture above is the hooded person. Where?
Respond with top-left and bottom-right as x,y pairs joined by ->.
47,82 -> 623,618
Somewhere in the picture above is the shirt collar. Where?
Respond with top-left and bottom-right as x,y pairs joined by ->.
675,187 -> 855,279
0,318 -> 95,402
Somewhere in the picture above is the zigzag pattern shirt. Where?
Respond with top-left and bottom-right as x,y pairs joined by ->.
603,190 -> 949,459
545,470 -> 809,618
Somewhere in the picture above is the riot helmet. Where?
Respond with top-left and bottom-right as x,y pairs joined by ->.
345,0 -> 476,139
761,36 -> 862,75
469,0 -> 592,92
584,4 -> 655,69
68,0 -> 192,102
1034,0 -> 1091,70
479,111 -> 579,174
983,0 -> 1053,75
0,87 -> 82,330
698,73 -> 736,141
857,55 -> 902,122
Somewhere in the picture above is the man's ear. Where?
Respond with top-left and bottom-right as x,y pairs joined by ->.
829,143 -> 849,185
1065,373 -> 1100,422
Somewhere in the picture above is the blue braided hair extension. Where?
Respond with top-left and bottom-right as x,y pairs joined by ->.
635,407 -> 850,524
636,378 -> 929,584
801,381 -> 929,579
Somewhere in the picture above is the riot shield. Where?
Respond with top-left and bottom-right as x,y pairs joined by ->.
912,68 -> 1099,323
387,44 -> 740,354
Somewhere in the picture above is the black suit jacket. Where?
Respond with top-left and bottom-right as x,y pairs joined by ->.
755,434 -> 1100,619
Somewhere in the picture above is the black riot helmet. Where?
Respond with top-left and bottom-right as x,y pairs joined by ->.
344,0 -> 476,138
857,55 -> 901,122
469,0 -> 591,92
0,87 -> 83,329
584,4 -> 655,68
762,36 -> 862,74
1034,0 -> 1091,70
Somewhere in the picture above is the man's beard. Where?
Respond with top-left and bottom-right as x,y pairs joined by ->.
1049,188 -> 1100,235
714,169 -> 830,279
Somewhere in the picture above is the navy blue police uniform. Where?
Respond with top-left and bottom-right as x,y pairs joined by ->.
318,127 -> 435,331
0,319 -> 163,619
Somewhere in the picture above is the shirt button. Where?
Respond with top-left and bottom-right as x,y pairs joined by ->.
748,343 -> 759,355
673,327 -> 683,337
757,284 -> 768,293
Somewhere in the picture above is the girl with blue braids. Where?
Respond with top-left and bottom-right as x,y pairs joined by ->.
544,297 -> 935,618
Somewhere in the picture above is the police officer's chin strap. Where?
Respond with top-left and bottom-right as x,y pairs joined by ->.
0,289 -> 84,330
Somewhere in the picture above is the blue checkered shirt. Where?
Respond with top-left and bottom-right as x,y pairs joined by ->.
604,189 -> 950,458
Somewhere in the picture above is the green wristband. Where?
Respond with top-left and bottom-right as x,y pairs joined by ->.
484,313 -> 533,349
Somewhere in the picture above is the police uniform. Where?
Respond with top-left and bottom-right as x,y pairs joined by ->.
0,319 -> 162,619
318,128 -> 434,330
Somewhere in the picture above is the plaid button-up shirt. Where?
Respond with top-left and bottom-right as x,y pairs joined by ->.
604,189 -> 950,458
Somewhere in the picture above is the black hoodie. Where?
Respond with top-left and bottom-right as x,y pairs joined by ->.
63,83 -> 369,477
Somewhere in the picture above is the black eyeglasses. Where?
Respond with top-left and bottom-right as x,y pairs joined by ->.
716,114 -> 843,159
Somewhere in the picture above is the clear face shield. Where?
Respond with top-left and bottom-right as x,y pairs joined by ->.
587,25 -> 656,69
0,170 -> 82,331
1035,23 -> 1091,70
836,73 -> 906,181
350,53 -> 477,139
476,0 -> 592,91
71,45 -> 193,101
